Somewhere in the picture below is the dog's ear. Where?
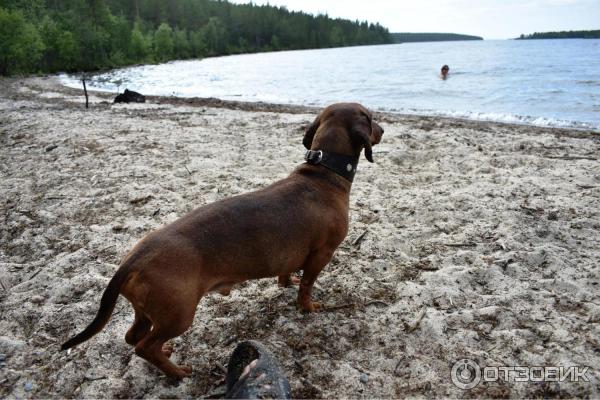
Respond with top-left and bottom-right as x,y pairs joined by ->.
352,112 -> 374,162
303,113 -> 321,150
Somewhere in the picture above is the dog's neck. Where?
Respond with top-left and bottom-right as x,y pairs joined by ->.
304,150 -> 359,183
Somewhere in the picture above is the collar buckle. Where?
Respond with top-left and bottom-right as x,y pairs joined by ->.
304,150 -> 323,164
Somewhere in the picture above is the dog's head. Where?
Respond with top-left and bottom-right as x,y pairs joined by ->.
303,103 -> 383,162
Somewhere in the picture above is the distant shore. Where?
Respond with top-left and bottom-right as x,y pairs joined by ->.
391,32 -> 483,43
516,29 -> 600,40
1,76 -> 599,398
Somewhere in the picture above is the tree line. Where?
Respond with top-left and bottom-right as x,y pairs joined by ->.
0,0 -> 392,76
391,32 -> 483,43
517,30 -> 600,40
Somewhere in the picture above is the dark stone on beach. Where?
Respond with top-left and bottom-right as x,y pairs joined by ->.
225,340 -> 291,399
114,89 -> 145,103
359,373 -> 369,384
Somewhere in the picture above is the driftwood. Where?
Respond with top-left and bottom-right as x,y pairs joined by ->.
352,229 -> 368,246
545,155 -> 597,161
442,242 -> 477,247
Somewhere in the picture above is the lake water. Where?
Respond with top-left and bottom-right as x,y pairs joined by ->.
61,39 -> 600,130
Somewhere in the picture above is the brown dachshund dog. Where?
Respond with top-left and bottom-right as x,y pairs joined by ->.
61,102 -> 384,379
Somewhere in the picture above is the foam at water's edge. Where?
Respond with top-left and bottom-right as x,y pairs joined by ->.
386,108 -> 600,131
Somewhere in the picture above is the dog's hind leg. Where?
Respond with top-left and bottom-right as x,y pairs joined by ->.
125,309 -> 177,356
277,273 -> 300,287
134,331 -> 192,379
125,308 -> 151,346
134,300 -> 197,378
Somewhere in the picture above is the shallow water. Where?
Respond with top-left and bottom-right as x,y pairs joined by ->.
61,39 -> 600,130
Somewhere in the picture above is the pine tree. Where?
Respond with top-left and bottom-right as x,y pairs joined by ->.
154,22 -> 173,61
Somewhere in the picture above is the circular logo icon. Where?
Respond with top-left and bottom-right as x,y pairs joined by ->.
451,359 -> 481,390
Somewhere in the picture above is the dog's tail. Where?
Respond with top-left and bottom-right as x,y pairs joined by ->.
60,258 -> 134,351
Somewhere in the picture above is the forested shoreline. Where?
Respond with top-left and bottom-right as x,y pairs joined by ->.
391,32 -> 483,43
0,0 -> 391,76
517,30 -> 600,39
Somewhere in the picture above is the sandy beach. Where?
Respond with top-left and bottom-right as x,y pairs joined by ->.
1,76 -> 599,398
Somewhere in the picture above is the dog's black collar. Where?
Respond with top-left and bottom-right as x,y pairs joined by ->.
304,150 -> 359,182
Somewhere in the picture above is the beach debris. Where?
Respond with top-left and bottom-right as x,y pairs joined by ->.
394,357 -> 411,378
405,308 -> 427,333
545,155 -> 597,161
215,361 -> 228,375
26,269 -> 42,282
414,258 -> 438,270
45,144 -> 58,152
493,258 -> 514,268
24,382 -> 33,392
520,204 -> 544,215
442,242 -> 477,247
111,225 -> 128,232
114,89 -> 146,103
364,299 -> 390,307
129,194 -> 153,205
352,229 -> 368,247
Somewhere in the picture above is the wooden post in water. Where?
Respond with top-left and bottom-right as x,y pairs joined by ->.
81,78 -> 89,109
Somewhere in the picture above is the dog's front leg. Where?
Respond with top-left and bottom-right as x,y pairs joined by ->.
298,250 -> 333,312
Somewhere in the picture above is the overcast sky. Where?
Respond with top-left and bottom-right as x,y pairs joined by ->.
229,0 -> 600,39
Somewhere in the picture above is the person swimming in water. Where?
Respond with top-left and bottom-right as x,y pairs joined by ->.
441,65 -> 449,79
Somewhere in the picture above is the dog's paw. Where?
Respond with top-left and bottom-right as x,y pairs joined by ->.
180,365 -> 193,375
172,365 -> 193,379
300,301 -> 322,313
162,343 -> 174,357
